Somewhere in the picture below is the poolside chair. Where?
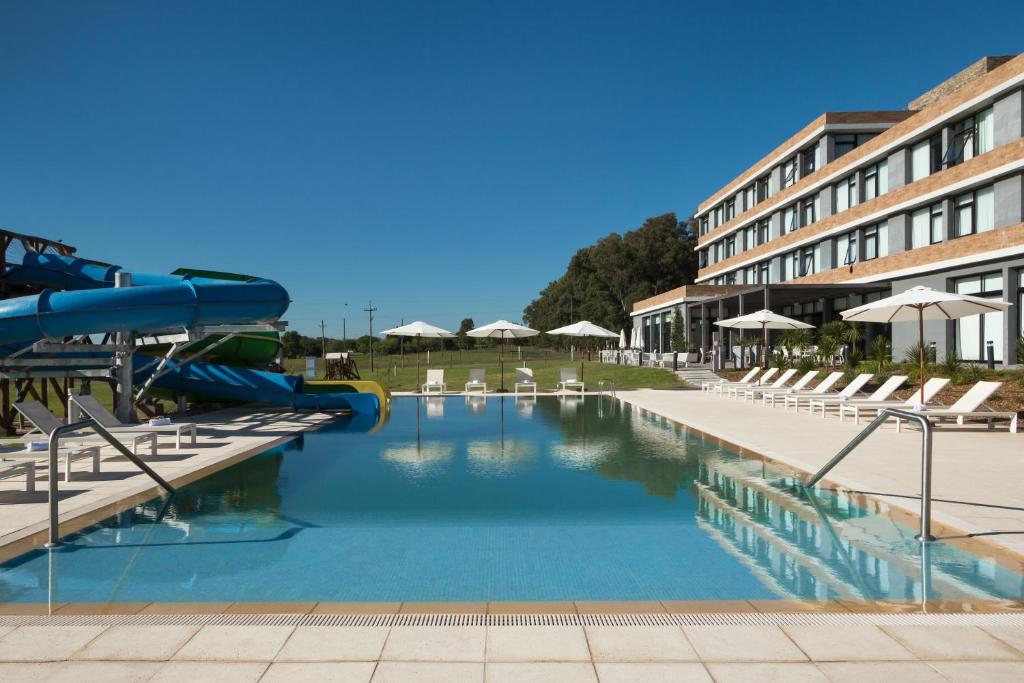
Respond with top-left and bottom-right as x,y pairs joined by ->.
557,368 -> 584,394
727,368 -> 796,399
0,443 -> 101,482
711,368 -> 778,396
14,401 -> 158,457
759,371 -> 843,408
742,370 -> 818,402
838,377 -> 951,425
464,369 -> 487,394
69,392 -> 197,451
0,459 -> 35,493
895,381 -> 1017,433
701,366 -> 759,392
514,368 -> 537,395
806,375 -> 908,418
782,373 -> 872,412
421,369 -> 446,394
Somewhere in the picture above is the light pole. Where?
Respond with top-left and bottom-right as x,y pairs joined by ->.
343,302 -> 348,351
364,302 -> 378,371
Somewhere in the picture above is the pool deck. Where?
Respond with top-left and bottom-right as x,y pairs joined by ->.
618,388 -> 1024,562
0,407 -> 335,564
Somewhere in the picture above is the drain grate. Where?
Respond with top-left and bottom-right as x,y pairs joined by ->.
3,612 -> 1024,628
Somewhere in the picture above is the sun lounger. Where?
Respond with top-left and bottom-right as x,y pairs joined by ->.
0,459 -> 35,492
895,381 -> 1017,433
701,366 -> 760,392
422,369 -> 446,394
783,373 -> 872,412
557,368 -> 584,393
14,401 -> 158,456
742,370 -> 816,402
514,368 -> 537,395
807,375 -> 908,418
70,392 -> 197,450
712,367 -> 778,396
759,371 -> 843,407
838,378 -> 951,424
0,443 -> 101,482
728,368 -> 796,399
464,369 -> 487,394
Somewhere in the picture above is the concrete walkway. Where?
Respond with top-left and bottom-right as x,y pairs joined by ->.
619,388 -> 1024,560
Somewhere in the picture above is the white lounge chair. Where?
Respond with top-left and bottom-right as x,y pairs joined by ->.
514,368 -> 537,395
557,368 -> 585,394
895,381 -> 1018,433
70,392 -> 197,451
759,371 -> 843,407
807,375 -> 908,418
14,401 -> 158,457
421,369 -> 446,394
743,370 -> 818,402
464,369 -> 487,394
783,374 -> 872,412
0,459 -> 35,492
728,368 -> 795,399
712,368 -> 778,396
838,378 -> 950,424
0,443 -> 101,482
701,366 -> 760,392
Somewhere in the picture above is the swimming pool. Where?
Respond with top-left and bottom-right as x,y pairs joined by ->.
1,395 -> 1021,604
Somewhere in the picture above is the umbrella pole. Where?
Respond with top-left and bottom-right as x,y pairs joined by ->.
580,337 -> 585,384
500,331 -> 505,392
762,322 -> 767,367
918,308 -> 925,406
417,334 -> 421,393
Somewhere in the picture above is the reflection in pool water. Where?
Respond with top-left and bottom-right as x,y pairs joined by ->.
0,396 -> 1021,604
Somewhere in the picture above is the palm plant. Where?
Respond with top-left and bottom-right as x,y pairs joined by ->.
869,335 -> 890,374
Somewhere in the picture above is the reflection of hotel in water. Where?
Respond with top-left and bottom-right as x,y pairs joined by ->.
695,457 -> 1024,602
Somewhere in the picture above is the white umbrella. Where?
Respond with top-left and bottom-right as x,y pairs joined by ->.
841,285 -> 1011,404
547,320 -> 619,382
618,329 -> 627,350
380,320 -> 454,392
468,320 -> 539,392
715,309 -> 813,366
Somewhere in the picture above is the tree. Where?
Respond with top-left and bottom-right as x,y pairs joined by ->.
670,306 -> 686,352
457,318 -> 476,350
281,331 -> 304,358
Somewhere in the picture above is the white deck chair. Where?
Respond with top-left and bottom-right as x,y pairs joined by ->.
14,401 -> 158,457
557,368 -> 584,394
742,370 -> 815,402
70,392 -> 197,451
783,374 -> 872,412
701,366 -> 760,392
514,368 -> 537,395
838,378 -> 950,424
464,369 -> 487,394
896,381 -> 1017,433
0,459 -> 35,492
421,369 -> 446,394
728,368 -> 796,399
807,375 -> 908,418
760,371 -> 843,407
0,443 -> 101,482
712,367 -> 778,396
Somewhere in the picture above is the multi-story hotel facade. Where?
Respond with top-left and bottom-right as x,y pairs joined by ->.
631,54 -> 1024,365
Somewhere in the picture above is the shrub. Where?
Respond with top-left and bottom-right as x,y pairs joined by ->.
771,351 -> 789,369
955,363 -> 987,385
869,335 -> 891,374
844,348 -> 863,369
903,341 -> 937,365
796,355 -> 817,373
939,350 -> 963,377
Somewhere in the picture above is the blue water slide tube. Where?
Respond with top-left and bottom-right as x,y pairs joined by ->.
0,251 -> 379,415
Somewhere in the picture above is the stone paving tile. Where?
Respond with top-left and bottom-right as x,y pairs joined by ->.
485,626 -> 590,662
139,601 -> 233,614
0,625 -> 106,661
172,625 -> 294,661
260,661 -> 376,682
74,624 -> 200,661
594,662 -> 713,682
881,625 -> 1023,661
45,660 -> 162,682
400,602 -> 486,614
927,661 -> 1024,682
682,626 -> 807,662
488,601 -> 576,614
381,627 -> 486,662
371,661 -> 483,682
485,661 -> 597,683
149,660 -> 269,682
982,625 -> 1024,655
704,662 -> 829,682
0,662 -> 61,681
585,626 -> 698,662
815,661 -> 948,682
781,625 -> 915,661
275,626 -> 389,662
312,602 -> 402,615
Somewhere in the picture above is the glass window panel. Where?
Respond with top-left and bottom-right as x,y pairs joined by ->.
977,108 -> 994,154
911,207 -> 929,248
984,310 -> 1004,361
877,222 -> 889,258
911,140 -> 930,181
957,314 -> 981,360
983,272 -> 1004,291
977,186 -> 995,232
878,160 -> 888,195
835,180 -> 849,212
955,275 -> 982,295
930,205 -> 944,244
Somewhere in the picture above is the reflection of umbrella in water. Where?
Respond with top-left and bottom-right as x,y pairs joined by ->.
549,438 -> 617,469
424,397 -> 445,418
515,396 -> 535,418
465,395 -> 486,414
382,442 -> 455,473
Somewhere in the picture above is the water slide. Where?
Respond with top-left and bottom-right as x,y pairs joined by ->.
1,252 -> 381,415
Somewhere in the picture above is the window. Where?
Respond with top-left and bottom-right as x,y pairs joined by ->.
725,271 -> 737,284
725,199 -> 736,221
798,246 -> 816,277
929,132 -> 943,174
782,205 -> 797,235
757,219 -> 770,245
699,249 -> 708,268
863,160 -> 888,200
743,226 -> 756,250
946,107 -> 995,167
756,175 -> 771,202
744,265 -> 757,284
834,175 -> 857,213
954,186 -> 995,237
713,241 -> 723,262
833,133 -> 875,159
700,216 -> 709,236
911,139 -> 930,181
801,145 -> 819,176
759,262 -> 770,285
714,206 -> 723,227
801,194 -> 819,227
726,235 -> 737,258
743,184 -> 756,209
955,272 -> 1005,362
863,222 -> 889,260
783,250 -> 799,281
782,157 -> 798,189
837,231 -> 858,266
911,203 -> 943,248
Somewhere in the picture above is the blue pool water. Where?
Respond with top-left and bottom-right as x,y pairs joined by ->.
1,396 -> 1021,603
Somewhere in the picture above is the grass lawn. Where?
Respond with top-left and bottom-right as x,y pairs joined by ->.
285,347 -> 684,392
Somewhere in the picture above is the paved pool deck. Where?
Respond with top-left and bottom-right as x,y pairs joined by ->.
618,388 -> 1024,562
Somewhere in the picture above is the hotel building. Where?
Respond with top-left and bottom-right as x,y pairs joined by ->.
632,55 -> 1024,365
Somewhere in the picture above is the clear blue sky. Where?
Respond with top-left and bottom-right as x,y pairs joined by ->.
1,1 -> 1021,337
